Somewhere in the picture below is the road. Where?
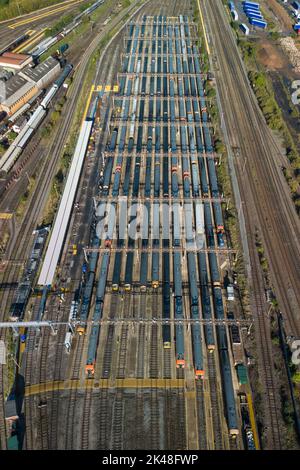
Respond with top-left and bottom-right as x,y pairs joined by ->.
201,0 -> 300,448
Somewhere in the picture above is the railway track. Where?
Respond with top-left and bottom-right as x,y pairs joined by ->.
36,327 -> 51,450
24,293 -> 67,449
134,387 -> 144,448
163,348 -> 171,378
102,324 -> 115,379
0,329 -> 7,450
149,324 -> 159,378
23,330 -> 38,449
64,334 -> 85,449
137,324 -> 146,378
96,388 -> 110,449
81,389 -> 93,450
196,381 -> 207,449
1,1 -> 250,450
207,353 -> 223,450
117,325 -> 128,379
248,245 -> 282,447
16,0 -> 154,450
150,387 -> 160,448
203,0 -> 293,448
48,322 -> 70,449
110,390 -> 124,449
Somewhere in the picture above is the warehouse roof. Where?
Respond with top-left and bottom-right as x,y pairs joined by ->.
0,52 -> 32,68
19,57 -> 60,84
0,74 -> 28,102
0,74 -> 27,102
1,81 -> 37,109
2,52 -> 30,60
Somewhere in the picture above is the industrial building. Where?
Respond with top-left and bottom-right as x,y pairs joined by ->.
0,74 -> 38,115
0,57 -> 61,116
19,57 -> 61,89
0,52 -> 32,71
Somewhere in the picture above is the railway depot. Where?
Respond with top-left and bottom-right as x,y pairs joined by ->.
1,0 -> 299,454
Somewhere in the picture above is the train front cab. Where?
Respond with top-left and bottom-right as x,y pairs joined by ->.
229,428 -> 239,438
195,368 -> 204,379
104,238 -> 112,248
176,354 -> 185,368
85,362 -> 95,377
77,325 -> 86,336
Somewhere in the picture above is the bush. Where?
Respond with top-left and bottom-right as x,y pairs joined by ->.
238,40 -> 257,61
206,87 -> 216,99
269,31 -> 280,41
292,372 -> 300,384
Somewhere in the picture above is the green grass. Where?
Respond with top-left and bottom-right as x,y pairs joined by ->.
233,32 -> 300,215
0,0 -> 85,21
15,174 -> 35,220
247,69 -> 300,212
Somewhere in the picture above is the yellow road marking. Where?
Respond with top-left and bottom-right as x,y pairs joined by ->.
24,378 -> 185,396
0,213 -> 13,220
197,0 -> 210,55
96,85 -> 119,92
8,0 -> 85,29
82,85 -> 95,124
247,393 -> 260,449
13,29 -> 46,53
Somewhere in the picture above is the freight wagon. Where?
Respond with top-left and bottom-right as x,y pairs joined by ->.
77,235 -> 100,335
173,252 -> 185,368
198,252 -> 215,350
86,252 -> 110,376
162,250 -> 171,348
209,253 -> 221,287
220,348 -> 239,436
204,202 -> 215,248
112,242 -> 123,291
207,158 -> 219,197
188,252 -> 204,378
213,202 -> 224,232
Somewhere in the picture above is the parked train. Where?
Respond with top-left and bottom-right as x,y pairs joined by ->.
0,33 -> 30,55
86,252 -> 110,376
31,0 -> 104,60
0,64 -> 73,173
76,17 -> 239,440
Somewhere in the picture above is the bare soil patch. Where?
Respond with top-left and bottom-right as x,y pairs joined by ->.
258,40 -> 291,72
